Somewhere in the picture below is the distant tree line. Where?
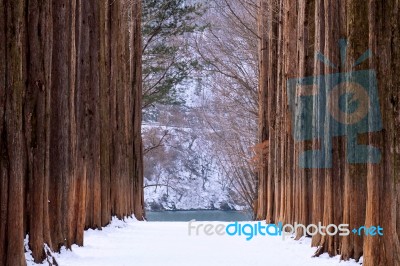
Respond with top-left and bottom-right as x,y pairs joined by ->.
194,0 -> 259,212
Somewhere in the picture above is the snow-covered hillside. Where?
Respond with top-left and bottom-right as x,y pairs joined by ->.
142,104 -> 247,211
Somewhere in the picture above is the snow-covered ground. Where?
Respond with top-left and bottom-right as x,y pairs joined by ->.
27,217 -> 362,266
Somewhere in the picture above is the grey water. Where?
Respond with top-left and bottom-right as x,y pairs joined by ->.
145,210 -> 253,222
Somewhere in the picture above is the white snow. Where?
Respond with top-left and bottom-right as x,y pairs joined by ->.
27,217 -> 362,266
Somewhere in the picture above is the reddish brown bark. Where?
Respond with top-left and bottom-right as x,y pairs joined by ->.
257,0 -> 400,265
0,0 -> 144,265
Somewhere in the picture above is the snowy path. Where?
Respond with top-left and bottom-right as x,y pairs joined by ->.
30,218 -> 361,266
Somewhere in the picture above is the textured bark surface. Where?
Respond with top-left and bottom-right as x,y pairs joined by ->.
256,0 -> 400,265
0,0 -> 144,265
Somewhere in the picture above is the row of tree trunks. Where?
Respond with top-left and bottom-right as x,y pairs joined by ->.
0,0 -> 144,265
255,0 -> 400,265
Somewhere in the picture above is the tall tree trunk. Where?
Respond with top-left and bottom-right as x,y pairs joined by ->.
0,0 -> 144,264
4,1 -> 27,265
257,0 -> 400,265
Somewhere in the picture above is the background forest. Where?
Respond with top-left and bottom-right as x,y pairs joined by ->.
141,0 -> 259,212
